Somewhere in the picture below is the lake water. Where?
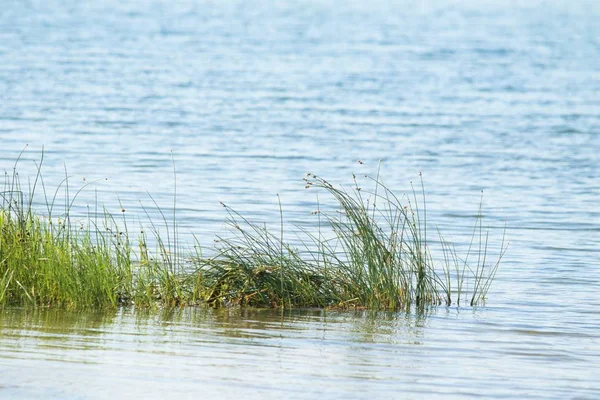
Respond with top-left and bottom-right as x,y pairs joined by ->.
1,0 -> 599,398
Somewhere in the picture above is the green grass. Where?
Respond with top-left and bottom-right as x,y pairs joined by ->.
0,154 -> 506,310
200,171 -> 506,310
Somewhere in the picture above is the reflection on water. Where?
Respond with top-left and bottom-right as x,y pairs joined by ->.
1,0 -> 599,398
1,306 -> 599,399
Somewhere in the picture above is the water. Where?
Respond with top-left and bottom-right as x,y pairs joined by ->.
0,307 -> 596,400
1,0 -> 599,398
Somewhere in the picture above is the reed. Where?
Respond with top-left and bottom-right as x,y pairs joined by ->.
0,192 -> 128,308
0,153 -> 506,310
203,171 -> 506,310
0,151 -> 181,308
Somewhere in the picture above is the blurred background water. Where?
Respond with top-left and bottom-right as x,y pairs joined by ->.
0,0 -> 599,398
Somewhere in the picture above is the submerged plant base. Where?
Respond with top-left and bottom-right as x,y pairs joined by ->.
1,157 -> 506,310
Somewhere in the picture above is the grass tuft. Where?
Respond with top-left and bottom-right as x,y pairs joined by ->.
1,153 -> 506,310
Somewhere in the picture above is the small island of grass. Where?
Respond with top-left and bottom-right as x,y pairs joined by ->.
1,156 -> 506,311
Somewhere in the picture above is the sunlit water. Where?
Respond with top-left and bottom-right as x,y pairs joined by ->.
1,0 -> 599,398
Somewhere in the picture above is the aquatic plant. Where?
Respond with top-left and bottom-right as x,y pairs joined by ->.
0,151 -> 187,308
201,170 -> 506,310
0,152 -> 506,310
198,203 -> 335,308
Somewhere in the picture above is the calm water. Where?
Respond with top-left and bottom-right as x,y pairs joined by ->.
1,0 -> 599,398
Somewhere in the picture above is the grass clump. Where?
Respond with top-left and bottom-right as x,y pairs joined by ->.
198,204 -> 334,308
0,152 -> 192,308
200,171 -> 506,310
1,153 -> 506,311
0,196 -> 124,308
0,198 -> 192,308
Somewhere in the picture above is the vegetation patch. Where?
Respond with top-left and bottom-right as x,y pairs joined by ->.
1,154 -> 506,310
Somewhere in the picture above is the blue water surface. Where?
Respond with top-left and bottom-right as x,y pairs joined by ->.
1,0 -> 599,398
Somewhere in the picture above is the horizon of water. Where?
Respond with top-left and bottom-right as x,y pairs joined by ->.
1,0 -> 599,398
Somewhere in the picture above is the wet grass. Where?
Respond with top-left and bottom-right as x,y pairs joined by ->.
1,154 -> 506,310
